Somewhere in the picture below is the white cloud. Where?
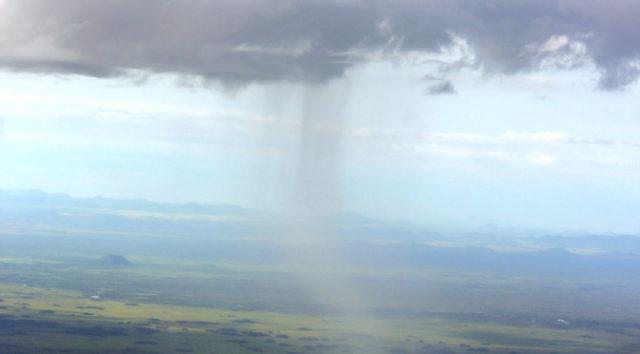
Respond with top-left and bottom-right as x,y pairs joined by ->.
347,128 -> 640,172
504,131 -> 569,143
527,152 -> 555,166
540,35 -> 570,53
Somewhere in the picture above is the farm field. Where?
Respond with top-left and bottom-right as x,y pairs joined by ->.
1,249 -> 640,353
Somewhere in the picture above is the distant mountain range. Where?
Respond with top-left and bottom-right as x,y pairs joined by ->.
2,189 -> 640,256
0,189 -> 261,216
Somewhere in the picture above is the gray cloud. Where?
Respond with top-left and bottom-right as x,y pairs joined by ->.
427,81 -> 456,95
1,0 -> 640,89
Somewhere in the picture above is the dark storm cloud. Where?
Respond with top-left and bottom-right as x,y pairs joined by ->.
1,0 -> 639,89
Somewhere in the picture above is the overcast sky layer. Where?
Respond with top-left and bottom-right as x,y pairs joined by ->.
1,0 -> 640,233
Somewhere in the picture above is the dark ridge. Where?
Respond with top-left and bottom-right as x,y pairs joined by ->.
100,254 -> 133,268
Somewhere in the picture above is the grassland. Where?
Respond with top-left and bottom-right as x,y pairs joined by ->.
1,251 -> 640,353
1,194 -> 640,353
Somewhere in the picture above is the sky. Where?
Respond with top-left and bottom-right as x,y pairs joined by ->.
1,0 -> 640,233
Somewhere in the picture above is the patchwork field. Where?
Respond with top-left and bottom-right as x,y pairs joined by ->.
2,193 -> 640,353
1,252 -> 640,353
